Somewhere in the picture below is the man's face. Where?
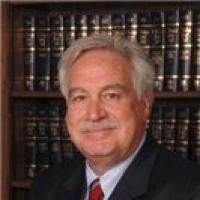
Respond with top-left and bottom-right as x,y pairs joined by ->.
66,49 -> 149,168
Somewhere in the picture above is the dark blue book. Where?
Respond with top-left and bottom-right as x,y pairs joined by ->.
164,9 -> 179,91
151,11 -> 165,92
111,13 -> 126,37
178,10 -> 192,91
191,10 -> 200,92
35,15 -> 50,91
50,15 -> 64,91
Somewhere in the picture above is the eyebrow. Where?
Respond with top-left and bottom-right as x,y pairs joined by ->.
68,87 -> 88,97
101,83 -> 127,93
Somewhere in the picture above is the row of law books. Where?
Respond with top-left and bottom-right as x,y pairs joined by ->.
19,8 -> 200,92
147,104 -> 200,163
22,101 -> 200,178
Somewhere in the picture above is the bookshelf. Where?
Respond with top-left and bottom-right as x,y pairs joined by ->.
0,1 -> 200,200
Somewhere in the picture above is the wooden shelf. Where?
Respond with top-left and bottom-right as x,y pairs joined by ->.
11,91 -> 200,99
12,180 -> 30,189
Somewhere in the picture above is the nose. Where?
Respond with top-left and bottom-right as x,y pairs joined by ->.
87,98 -> 107,121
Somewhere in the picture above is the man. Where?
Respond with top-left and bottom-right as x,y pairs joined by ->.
30,35 -> 200,200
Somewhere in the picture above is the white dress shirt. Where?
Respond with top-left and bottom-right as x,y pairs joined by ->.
85,134 -> 146,200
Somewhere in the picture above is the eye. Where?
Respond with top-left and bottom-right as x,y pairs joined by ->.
70,95 -> 87,103
103,92 -> 121,100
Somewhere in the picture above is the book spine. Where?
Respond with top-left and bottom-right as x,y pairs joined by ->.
162,106 -> 176,151
151,11 -> 165,92
87,14 -> 100,36
189,106 -> 200,164
36,104 -> 49,173
99,14 -> 112,36
75,14 -> 87,39
24,104 -> 37,178
23,15 -> 36,91
111,13 -> 126,37
63,15 -> 76,48
178,10 -> 192,91
125,12 -> 137,42
35,15 -> 51,91
50,15 -> 64,91
137,12 -> 152,56
164,9 -> 179,91
49,103 -> 62,165
175,106 -> 190,159
191,10 -> 200,92
149,105 -> 162,145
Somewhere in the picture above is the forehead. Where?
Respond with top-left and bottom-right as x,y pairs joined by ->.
70,49 -> 131,77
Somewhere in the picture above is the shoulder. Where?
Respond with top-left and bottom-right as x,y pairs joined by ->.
29,157 -> 85,200
151,144 -> 200,197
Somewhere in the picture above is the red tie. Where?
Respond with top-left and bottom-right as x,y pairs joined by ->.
88,178 -> 104,200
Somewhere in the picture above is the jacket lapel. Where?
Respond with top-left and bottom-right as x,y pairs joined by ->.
109,136 -> 158,200
54,159 -> 86,200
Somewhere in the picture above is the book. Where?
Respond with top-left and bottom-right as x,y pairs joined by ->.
63,14 -> 76,48
75,14 -> 87,39
137,11 -> 152,56
24,104 -> 37,178
164,10 -> 179,91
162,106 -> 176,151
111,13 -> 126,37
99,14 -> 112,36
175,106 -> 190,159
189,106 -> 200,164
151,11 -> 165,92
23,15 -> 36,91
125,12 -> 137,42
178,10 -> 192,91
50,15 -> 64,91
149,105 -> 162,145
87,14 -> 100,36
191,10 -> 200,92
35,15 -> 51,91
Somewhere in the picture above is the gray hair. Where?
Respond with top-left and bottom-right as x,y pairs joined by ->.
58,34 -> 155,105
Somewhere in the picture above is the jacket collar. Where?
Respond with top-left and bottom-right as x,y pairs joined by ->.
109,136 -> 158,200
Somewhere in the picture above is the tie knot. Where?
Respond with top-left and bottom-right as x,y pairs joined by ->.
89,178 -> 104,200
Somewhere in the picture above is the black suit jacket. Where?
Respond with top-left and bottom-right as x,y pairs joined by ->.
30,137 -> 200,200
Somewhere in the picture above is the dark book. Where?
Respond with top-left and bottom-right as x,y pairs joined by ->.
111,13 -> 126,37
63,15 -> 76,48
24,104 -> 37,178
151,11 -> 165,92
50,15 -> 64,91
189,106 -> 200,164
87,14 -> 100,36
175,106 -> 190,159
191,10 -> 200,92
35,15 -> 50,91
178,10 -> 192,91
162,106 -> 176,152
49,103 -> 62,165
149,105 -> 162,145
99,14 -> 112,36
23,15 -> 36,91
75,14 -> 87,39
125,12 -> 137,42
164,9 -> 179,91
137,12 -> 152,56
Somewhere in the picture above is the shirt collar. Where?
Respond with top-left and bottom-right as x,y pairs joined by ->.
86,133 -> 147,199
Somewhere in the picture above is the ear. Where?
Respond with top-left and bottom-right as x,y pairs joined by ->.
141,93 -> 152,121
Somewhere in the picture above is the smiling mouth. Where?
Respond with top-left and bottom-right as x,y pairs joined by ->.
82,127 -> 116,134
